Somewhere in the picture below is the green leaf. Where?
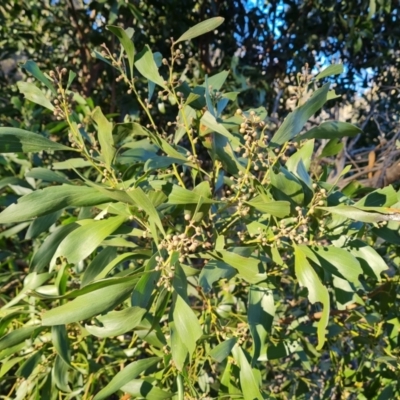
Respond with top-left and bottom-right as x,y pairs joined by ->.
41,277 -> 137,325
300,245 -> 362,284
209,250 -> 267,284
135,45 -> 166,88
266,340 -> 300,360
127,187 -> 165,236
131,254 -> 160,308
51,215 -> 125,266
92,107 -> 116,167
355,185 -> 398,207
81,247 -> 117,286
298,121 -> 362,141
271,83 -> 330,145
314,64 -> 344,80
85,306 -> 146,338
0,325 -> 42,351
16,349 -> 43,378
270,166 -> 305,206
172,294 -> 202,356
17,82 -> 55,111
175,17 -> 224,43
121,379 -> 173,399
93,357 -> 160,400
165,183 -> 215,205
30,223 -> 79,272
246,195 -> 290,218
210,338 -> 237,362
199,260 -> 236,292
318,204 -> 400,223
52,325 -> 71,365
294,245 -> 329,350
0,185 -> 112,224
21,60 -> 56,94
0,127 -> 73,153
25,210 -> 62,239
26,167 -> 69,184
248,287 -> 275,363
170,320 -> 188,371
231,346 -> 263,400
52,355 -> 70,392
345,239 -> 388,281
66,70 -> 76,90
107,25 -> 135,78
52,158 -> 92,169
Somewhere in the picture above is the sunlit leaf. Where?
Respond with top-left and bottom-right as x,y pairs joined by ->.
51,215 -> 126,266
0,127 -> 73,153
294,245 -> 329,350
93,358 -> 160,400
17,82 -> 54,111
175,17 -> 224,43
107,25 -> 135,78
271,83 -> 330,145
314,64 -> 344,80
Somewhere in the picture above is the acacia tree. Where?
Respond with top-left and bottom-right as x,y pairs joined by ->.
0,16 -> 399,399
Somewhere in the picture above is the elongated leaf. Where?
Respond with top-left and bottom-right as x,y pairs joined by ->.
121,379 -> 173,399
170,320 -> 188,371
81,247 -> 117,286
210,338 -> 237,362
30,223 -> 79,272
42,277 -> 137,325
231,346 -> 263,400
199,260 -> 236,292
172,294 -> 202,356
300,245 -> 362,284
270,166 -> 305,206
51,215 -> 125,266
294,245 -> 329,350
315,64 -> 344,80
135,45 -> 166,88
52,158 -> 92,169
93,358 -> 160,400
17,82 -> 54,111
52,325 -> 71,365
52,355 -> 70,392
0,325 -> 42,351
127,187 -> 165,235
16,349 -> 43,378
175,17 -> 224,43
165,183 -> 215,204
107,25 -> 135,78
85,306 -> 146,338
25,168 -> 69,184
131,254 -> 159,308
21,60 -> 56,94
92,107 -> 116,167
209,250 -> 267,284
0,127 -> 73,153
298,121 -> 362,141
345,239 -> 388,281
25,210 -> 61,239
318,204 -> 400,223
355,185 -> 398,207
271,83 -> 330,145
0,185 -> 112,224
248,287 -> 275,363
246,196 -> 290,218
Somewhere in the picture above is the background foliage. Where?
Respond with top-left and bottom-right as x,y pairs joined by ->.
0,1 -> 400,399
